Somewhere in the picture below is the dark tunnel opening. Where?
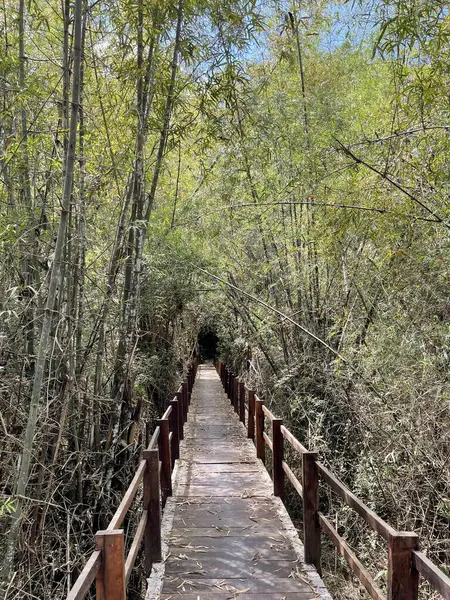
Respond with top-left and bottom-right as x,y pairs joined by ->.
197,326 -> 219,362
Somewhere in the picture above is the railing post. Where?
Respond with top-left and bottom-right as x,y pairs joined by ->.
187,368 -> 192,403
302,451 -> 321,573
233,378 -> 239,413
158,418 -> 172,505
248,390 -> 255,441
387,532 -> 419,600
239,382 -> 245,424
95,529 -> 126,600
255,398 -> 265,464
227,371 -> 233,400
182,380 -> 188,423
170,398 -> 180,463
272,418 -> 284,498
143,448 -> 161,571
176,390 -> 183,440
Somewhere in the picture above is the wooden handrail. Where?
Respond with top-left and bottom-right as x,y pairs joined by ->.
281,425 -> 308,453
282,460 -> 302,498
161,404 -> 172,421
319,512 -> 386,600
412,551 -> 450,600
108,459 -> 146,530
66,351 -> 199,600
316,461 -> 396,541
148,426 -> 160,450
124,510 -> 148,584
66,551 -> 101,600
263,431 -> 273,450
261,404 -> 276,421
217,360 -> 450,600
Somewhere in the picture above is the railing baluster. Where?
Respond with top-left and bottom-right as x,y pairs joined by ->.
247,390 -> 255,441
302,451 -> 321,573
176,390 -> 183,440
187,368 -> 192,403
239,381 -> 245,424
182,380 -> 188,423
387,532 -> 419,600
170,398 -> 180,462
255,398 -> 265,464
233,378 -> 238,414
272,418 -> 284,498
158,418 -> 172,505
95,529 -> 126,600
143,448 -> 161,571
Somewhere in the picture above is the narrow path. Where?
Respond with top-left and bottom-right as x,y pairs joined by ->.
147,364 -> 332,600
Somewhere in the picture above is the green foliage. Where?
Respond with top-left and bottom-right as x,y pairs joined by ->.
0,497 -> 16,519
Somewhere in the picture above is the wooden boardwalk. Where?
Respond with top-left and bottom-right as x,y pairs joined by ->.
147,364 -> 331,600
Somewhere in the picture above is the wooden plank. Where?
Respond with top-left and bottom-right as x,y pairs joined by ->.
161,576 -> 317,594
178,463 -> 260,473
169,526 -> 285,538
165,552 -> 295,579
166,545 -> 295,565
176,472 -> 265,484
317,461 -> 396,541
125,510 -> 148,584
66,550 -> 101,600
319,512 -> 385,600
159,594 -> 319,599
181,453 -> 253,464
412,551 -> 450,600
163,573 -> 312,591
175,485 -> 269,498
108,459 -> 146,529
171,498 -> 278,526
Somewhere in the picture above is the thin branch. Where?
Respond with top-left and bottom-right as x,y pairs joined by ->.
174,200 -> 440,227
334,138 -> 450,229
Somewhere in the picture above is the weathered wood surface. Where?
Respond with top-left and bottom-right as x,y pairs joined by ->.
148,364 -> 330,600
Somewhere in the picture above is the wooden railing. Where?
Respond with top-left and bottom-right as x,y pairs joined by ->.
66,355 -> 199,600
217,361 -> 450,600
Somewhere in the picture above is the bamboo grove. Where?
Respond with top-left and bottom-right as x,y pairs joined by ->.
0,0 -> 449,598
